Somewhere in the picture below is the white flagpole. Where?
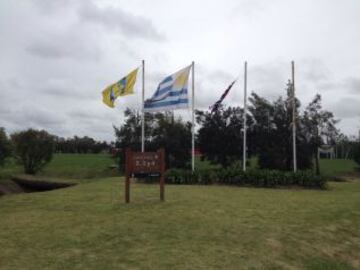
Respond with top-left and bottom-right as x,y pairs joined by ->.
292,61 -> 297,172
141,60 -> 145,152
191,61 -> 195,172
243,61 -> 248,171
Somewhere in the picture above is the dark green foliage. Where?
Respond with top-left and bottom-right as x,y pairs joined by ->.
0,127 -> 12,166
195,82 -> 339,171
335,134 -> 357,159
150,112 -> 191,168
196,106 -> 252,167
54,136 -> 109,154
165,168 -> 327,189
114,109 -> 191,169
11,129 -> 55,174
249,82 -> 313,171
302,94 -> 339,175
353,142 -> 360,166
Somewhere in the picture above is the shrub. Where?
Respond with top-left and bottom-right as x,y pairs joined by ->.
11,129 -> 55,174
164,168 -> 327,189
0,127 -> 12,166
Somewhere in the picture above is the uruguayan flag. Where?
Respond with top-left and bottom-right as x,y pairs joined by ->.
144,65 -> 191,112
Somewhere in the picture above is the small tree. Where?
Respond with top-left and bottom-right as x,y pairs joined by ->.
353,142 -> 360,166
0,127 -> 12,166
11,129 -> 55,174
114,108 -> 191,169
303,94 -> 338,175
248,85 -> 313,171
196,106 -> 250,168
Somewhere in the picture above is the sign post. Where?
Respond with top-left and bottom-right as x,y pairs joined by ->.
124,148 -> 165,203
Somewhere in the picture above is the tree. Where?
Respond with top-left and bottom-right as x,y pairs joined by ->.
335,133 -> 357,159
353,142 -> 360,166
196,106 -> 251,167
11,129 -> 55,174
248,81 -> 313,170
303,94 -> 339,175
0,127 -> 12,166
114,109 -> 191,169
54,135 -> 109,154
151,112 -> 191,168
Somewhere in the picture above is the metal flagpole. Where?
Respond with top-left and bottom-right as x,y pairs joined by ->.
292,61 -> 297,172
243,61 -> 248,171
191,61 -> 195,172
141,60 -> 145,152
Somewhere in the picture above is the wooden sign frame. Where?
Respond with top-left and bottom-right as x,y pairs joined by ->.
124,148 -> 165,203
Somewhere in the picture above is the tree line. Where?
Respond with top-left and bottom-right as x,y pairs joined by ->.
1,83 -> 359,175
0,129 -> 110,174
54,136 -> 110,154
113,83 -> 358,175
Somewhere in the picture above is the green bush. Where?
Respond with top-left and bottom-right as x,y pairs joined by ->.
164,167 -> 327,189
0,127 -> 12,166
11,129 -> 55,174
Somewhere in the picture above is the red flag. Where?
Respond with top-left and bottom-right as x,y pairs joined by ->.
209,80 -> 236,113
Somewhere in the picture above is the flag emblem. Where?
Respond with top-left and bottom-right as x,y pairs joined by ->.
102,68 -> 138,108
144,65 -> 191,112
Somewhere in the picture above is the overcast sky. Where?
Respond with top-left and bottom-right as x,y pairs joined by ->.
1,0 -> 359,141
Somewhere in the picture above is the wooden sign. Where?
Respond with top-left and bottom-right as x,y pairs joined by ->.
125,148 -> 165,203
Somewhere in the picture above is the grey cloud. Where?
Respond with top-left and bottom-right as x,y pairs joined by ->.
248,63 -> 289,99
318,77 -> 360,94
78,2 -> 165,41
2,106 -> 66,131
2,0 -> 360,139
231,0 -> 272,19
68,109 -> 115,122
301,58 -> 332,84
27,42 -> 69,59
38,84 -> 96,100
30,0 -> 73,13
331,97 -> 360,119
26,32 -> 101,61
345,77 -> 360,94
204,69 -> 234,83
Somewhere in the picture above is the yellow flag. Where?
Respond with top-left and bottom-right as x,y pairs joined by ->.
102,68 -> 138,108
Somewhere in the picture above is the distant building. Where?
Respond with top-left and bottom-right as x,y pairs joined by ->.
318,145 -> 335,159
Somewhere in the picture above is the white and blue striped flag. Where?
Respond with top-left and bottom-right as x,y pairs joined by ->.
144,65 -> 191,112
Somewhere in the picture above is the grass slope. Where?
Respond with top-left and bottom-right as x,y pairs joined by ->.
318,159 -> 358,176
0,154 -> 117,182
40,153 -> 117,179
1,179 -> 359,269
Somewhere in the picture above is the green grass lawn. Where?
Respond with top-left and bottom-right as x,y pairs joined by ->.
0,154 -> 118,182
1,155 -> 359,269
40,153 -> 118,179
319,159 -> 358,176
1,178 -> 359,270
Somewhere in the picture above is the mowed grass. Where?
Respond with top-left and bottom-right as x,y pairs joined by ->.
1,178 -> 360,270
40,153 -> 117,179
0,154 -> 117,181
318,159 -> 358,176
1,155 -> 359,269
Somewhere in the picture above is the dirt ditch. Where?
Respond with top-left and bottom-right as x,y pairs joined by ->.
0,176 -> 76,196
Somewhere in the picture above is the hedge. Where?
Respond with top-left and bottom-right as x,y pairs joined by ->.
163,167 -> 327,189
